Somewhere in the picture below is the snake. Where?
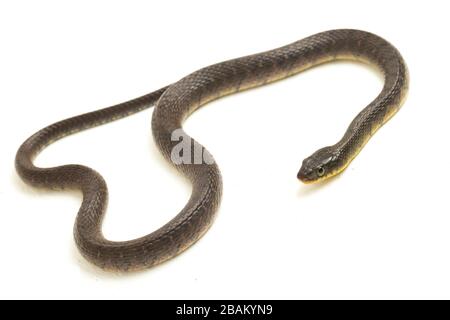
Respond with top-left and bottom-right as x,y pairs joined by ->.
15,29 -> 409,272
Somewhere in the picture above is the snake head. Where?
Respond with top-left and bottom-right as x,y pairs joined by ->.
297,146 -> 338,183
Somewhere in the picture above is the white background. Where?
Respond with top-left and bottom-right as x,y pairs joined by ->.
1,0 -> 449,299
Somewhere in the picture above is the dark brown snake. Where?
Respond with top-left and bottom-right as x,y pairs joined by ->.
16,29 -> 409,271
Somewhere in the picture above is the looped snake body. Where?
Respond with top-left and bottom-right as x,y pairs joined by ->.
16,29 -> 409,271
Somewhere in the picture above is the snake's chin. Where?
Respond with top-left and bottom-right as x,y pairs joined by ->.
298,176 -> 319,184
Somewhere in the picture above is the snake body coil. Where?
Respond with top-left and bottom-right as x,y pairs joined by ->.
16,29 -> 408,271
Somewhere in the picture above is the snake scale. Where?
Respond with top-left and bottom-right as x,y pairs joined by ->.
16,29 -> 408,271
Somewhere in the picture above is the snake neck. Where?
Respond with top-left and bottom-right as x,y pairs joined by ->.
333,61 -> 408,175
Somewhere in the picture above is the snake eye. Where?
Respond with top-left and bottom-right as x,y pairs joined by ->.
317,166 -> 325,177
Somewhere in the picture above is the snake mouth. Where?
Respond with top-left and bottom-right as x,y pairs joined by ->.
297,170 -> 313,183
297,169 -> 332,184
